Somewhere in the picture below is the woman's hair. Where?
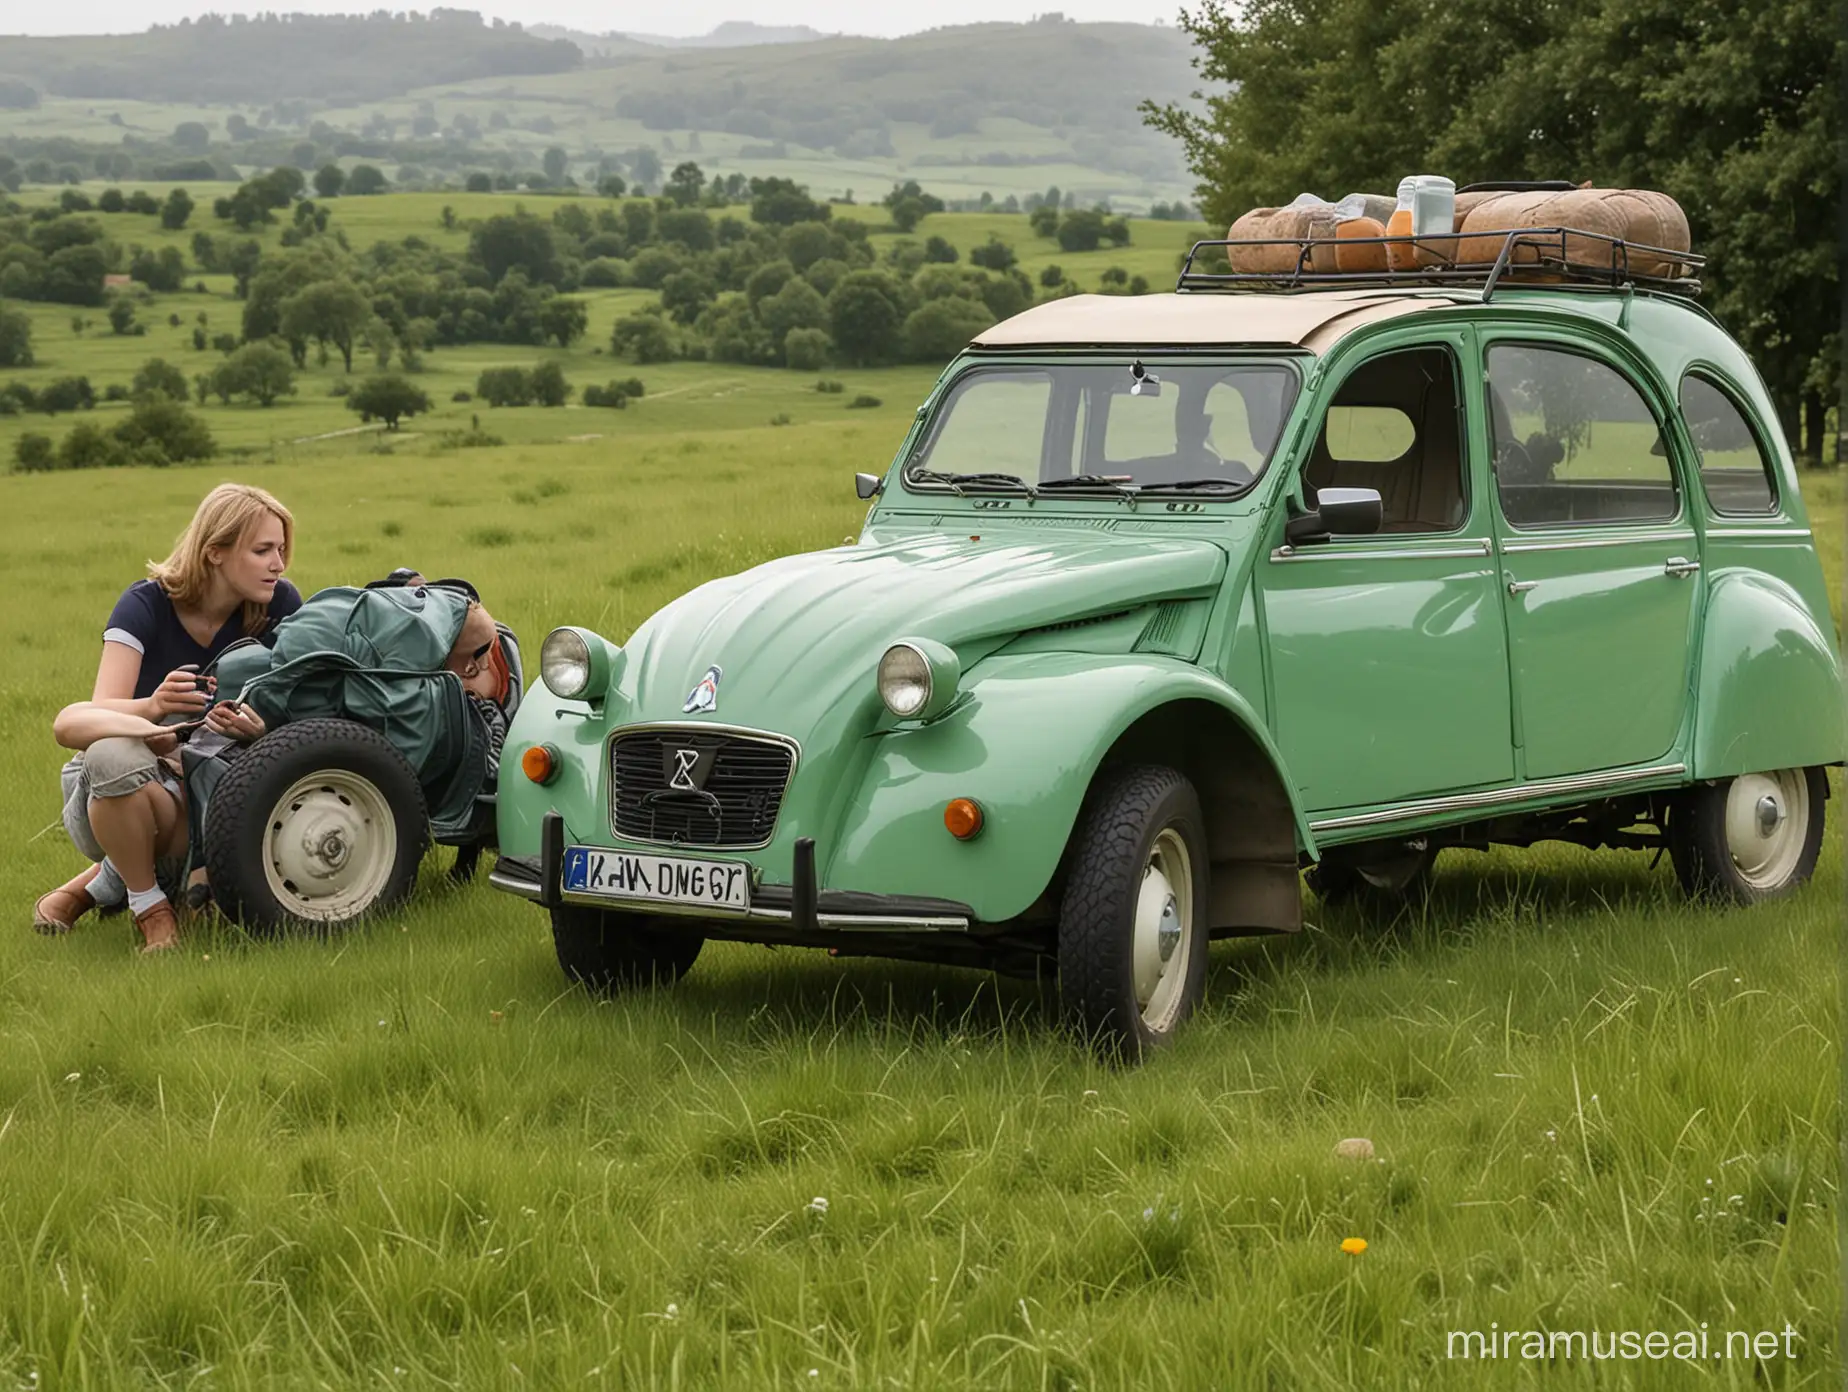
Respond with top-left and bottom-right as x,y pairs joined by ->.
147,483 -> 295,634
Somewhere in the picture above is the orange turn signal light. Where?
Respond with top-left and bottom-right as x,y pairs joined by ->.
944,797 -> 984,841
521,743 -> 559,785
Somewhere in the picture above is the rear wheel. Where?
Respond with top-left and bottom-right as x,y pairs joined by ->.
203,719 -> 428,933
551,905 -> 705,994
1671,767 -> 1825,904
1057,765 -> 1209,1061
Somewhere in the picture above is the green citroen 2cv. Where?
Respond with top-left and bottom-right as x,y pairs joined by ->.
491,225 -> 1842,1057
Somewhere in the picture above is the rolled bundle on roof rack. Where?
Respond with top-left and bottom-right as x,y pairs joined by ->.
1452,188 -> 1691,276
1225,193 -> 1396,273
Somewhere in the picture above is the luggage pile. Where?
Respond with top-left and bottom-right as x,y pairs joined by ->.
1220,178 -> 1694,284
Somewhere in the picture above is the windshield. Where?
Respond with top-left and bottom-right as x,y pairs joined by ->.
905,362 -> 1298,495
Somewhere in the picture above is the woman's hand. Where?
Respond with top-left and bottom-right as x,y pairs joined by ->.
204,701 -> 266,743
147,667 -> 212,720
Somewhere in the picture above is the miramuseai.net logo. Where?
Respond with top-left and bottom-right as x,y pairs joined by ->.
1445,1324 -> 1802,1364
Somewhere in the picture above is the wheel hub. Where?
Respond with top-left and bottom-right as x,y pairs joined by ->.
1721,770 -> 1808,891
262,771 -> 397,922
1130,828 -> 1194,1031
1156,893 -> 1180,964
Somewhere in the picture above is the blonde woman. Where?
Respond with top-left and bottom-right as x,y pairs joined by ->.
34,483 -> 302,951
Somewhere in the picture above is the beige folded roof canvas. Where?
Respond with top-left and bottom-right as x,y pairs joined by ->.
970,291 -> 1445,352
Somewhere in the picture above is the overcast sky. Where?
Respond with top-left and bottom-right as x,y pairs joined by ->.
10,3 -> 1181,38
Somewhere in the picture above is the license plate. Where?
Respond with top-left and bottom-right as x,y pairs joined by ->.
562,845 -> 751,913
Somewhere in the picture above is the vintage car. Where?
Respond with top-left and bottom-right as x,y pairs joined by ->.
491,227 -> 1842,1057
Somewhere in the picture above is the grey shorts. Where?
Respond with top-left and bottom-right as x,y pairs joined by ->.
59,738 -> 186,881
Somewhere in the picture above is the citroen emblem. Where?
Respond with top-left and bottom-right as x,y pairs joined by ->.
669,748 -> 701,792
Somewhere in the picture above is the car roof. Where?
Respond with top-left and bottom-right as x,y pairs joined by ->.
970,290 -> 1456,353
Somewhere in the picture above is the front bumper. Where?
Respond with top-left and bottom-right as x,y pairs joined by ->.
488,813 -> 974,934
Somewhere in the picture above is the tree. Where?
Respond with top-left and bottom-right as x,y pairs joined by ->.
750,177 -> 830,227
106,298 -> 139,335
0,307 -> 32,367
889,197 -> 928,234
13,433 -> 54,472
597,173 -> 627,199
475,366 -> 533,407
903,297 -> 995,362
542,147 -> 570,184
1029,205 -> 1061,238
98,188 -> 126,214
611,312 -> 676,363
530,360 -> 571,407
159,188 -> 194,230
173,121 -> 210,153
466,172 -> 493,193
759,277 -> 829,359
656,208 -> 715,252
968,237 -> 1017,272
114,394 -> 216,462
827,271 -> 907,366
666,160 -> 705,207
129,247 -> 187,292
313,164 -> 346,198
537,296 -> 590,347
280,279 -> 372,372
923,235 -> 959,264
132,358 -> 190,403
212,342 -> 295,406
345,164 -> 388,196
659,270 -> 717,326
348,374 -> 431,429
1056,209 -> 1106,253
470,213 -> 561,287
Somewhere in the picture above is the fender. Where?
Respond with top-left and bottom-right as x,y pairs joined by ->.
827,653 -> 1315,923
1692,570 -> 1846,778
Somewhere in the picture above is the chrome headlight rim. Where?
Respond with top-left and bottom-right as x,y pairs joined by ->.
540,626 -> 597,700
877,637 -> 961,721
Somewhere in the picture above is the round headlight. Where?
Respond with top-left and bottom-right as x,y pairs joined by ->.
540,627 -> 592,699
877,643 -> 931,718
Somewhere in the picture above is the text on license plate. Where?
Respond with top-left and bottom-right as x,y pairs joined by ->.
563,846 -> 751,911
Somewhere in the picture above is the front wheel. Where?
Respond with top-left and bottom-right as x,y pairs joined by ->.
1671,767 -> 1826,905
203,719 -> 429,933
1058,765 -> 1209,1061
550,905 -> 705,995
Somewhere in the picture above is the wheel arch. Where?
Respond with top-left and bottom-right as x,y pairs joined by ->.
1692,570 -> 1845,780
1098,695 -> 1310,935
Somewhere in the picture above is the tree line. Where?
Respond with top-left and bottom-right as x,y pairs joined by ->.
1146,0 -> 1839,460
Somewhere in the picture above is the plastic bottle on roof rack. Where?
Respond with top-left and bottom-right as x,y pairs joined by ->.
1385,175 -> 1455,271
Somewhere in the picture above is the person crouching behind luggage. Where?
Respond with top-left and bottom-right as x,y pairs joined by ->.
33,483 -> 302,952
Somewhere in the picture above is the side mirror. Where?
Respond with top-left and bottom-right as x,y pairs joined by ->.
855,472 -> 884,500
1284,486 -> 1383,544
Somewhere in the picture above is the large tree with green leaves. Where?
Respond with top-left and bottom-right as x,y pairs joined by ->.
1146,0 -> 1840,458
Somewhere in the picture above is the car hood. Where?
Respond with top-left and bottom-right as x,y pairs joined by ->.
608,528 -> 1227,727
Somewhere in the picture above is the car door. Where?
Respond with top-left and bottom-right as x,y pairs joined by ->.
1484,338 -> 1701,780
1259,331 -> 1517,813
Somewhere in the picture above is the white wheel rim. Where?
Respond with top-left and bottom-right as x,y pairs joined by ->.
1722,770 -> 1808,891
1131,828 -> 1194,1033
261,770 -> 397,922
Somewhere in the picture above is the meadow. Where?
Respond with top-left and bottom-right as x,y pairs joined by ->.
0,196 -> 1214,465
0,347 -> 1840,1383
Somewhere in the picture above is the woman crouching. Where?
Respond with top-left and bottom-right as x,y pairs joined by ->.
33,483 -> 301,951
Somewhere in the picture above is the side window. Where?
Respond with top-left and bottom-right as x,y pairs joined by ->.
1679,373 -> 1777,514
1486,344 -> 1676,527
1305,346 -> 1465,534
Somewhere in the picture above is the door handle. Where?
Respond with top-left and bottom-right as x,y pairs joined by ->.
1664,556 -> 1701,578
1506,577 -> 1538,595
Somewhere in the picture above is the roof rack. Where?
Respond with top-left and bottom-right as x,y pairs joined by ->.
1176,227 -> 1704,301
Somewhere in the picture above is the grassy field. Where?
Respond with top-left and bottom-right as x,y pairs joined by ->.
0,408 -> 1840,1383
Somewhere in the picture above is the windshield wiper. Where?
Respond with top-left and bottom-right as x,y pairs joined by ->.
1038,474 -> 1141,500
1136,478 -> 1247,495
907,468 -> 1040,498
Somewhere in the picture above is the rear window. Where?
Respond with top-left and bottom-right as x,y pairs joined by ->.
1679,373 -> 1777,514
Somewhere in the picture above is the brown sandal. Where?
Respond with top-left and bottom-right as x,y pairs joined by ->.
33,865 -> 101,936
134,901 -> 179,954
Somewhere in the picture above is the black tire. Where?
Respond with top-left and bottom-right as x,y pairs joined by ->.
202,718 -> 429,934
1671,767 -> 1826,905
1058,764 -> 1210,1061
1307,840 -> 1436,906
550,905 -> 705,995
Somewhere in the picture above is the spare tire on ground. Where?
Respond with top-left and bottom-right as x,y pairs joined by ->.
202,717 -> 429,934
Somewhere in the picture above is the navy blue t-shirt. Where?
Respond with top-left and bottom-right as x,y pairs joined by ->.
104,578 -> 304,700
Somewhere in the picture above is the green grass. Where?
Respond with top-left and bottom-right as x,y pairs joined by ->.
0,416 -> 1840,1385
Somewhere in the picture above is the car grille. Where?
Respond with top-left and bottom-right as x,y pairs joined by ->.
610,730 -> 794,848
